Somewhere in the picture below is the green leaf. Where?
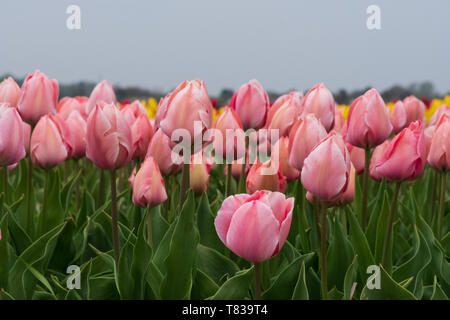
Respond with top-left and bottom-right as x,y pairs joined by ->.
38,170 -> 65,237
431,276 -> 449,300
191,269 -> 219,300
197,193 -> 223,251
114,235 -> 134,299
208,266 -> 254,300
374,191 -> 392,270
0,216 -> 9,289
292,261 -> 309,300
343,255 -> 359,300
196,244 -> 239,285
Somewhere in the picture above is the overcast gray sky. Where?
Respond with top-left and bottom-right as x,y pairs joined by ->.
1,0 -> 449,95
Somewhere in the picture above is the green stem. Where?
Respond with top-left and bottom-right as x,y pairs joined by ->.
253,262 -> 262,300
110,170 -> 120,265
319,202 -> 328,300
97,169 -> 105,209
361,147 -> 371,230
146,205 -> 153,248
178,163 -> 190,212
341,206 -> 347,235
2,166 -> 7,205
382,181 -> 401,266
430,170 -> 439,224
226,163 -> 232,197
438,171 -> 447,240
26,155 -> 33,235
75,160 -> 81,211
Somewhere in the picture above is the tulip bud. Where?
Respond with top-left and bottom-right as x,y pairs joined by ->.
213,106 -> 245,160
131,114 -> 154,160
427,115 -> 450,171
214,190 -> 294,262
288,114 -> 327,171
190,152 -> 213,194
391,96 -> 425,133
271,137 -> 300,182
375,120 -> 425,181
347,144 -> 365,174
246,159 -> 287,194
30,114 -> 72,168
65,110 -> 87,159
85,80 -> 116,115
300,83 -> 335,132
18,70 -> 59,124
369,140 -> 389,181
265,91 -> 303,137
145,128 -> 182,175
0,104 -> 26,166
301,132 -> 351,201
229,79 -> 270,130
57,96 -> 88,120
132,157 -> 168,207
0,77 -> 21,107
86,102 -> 133,170
429,104 -> 450,126
346,89 -> 392,148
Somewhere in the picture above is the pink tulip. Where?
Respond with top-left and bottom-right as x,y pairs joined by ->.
246,159 -> 287,194
85,80 -> 116,115
23,121 -> 31,154
347,144 -> 365,174
30,114 -> 72,169
375,120 -> 425,181
57,96 -> 88,120
86,102 -> 133,170
271,137 -> 300,182
0,104 -> 26,166
424,125 -> 435,158
333,107 -> 345,133
120,100 -> 148,127
301,132 -> 351,201
214,190 -> 294,262
213,106 -> 245,160
156,80 -> 213,144
229,80 -> 270,130
0,77 -> 21,107
429,105 -> 450,126
346,89 -> 392,148
288,114 -> 327,171
391,96 -> 425,133
369,140 -> 389,181
224,158 -> 250,180
265,91 -> 303,137
17,70 -> 59,124
145,128 -> 182,175
427,115 -> 450,171
65,110 -> 87,159
300,83 -> 335,132
132,157 -> 168,207
131,114 -> 154,160
190,152 -> 213,194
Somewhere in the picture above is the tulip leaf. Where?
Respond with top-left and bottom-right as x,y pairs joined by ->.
152,220 -> 176,274
208,266 -> 254,300
366,179 -> 386,249
0,215 -> 9,289
374,191 -> 394,271
197,193 -> 223,251
114,234 -> 134,299
38,169 -> 65,237
292,261 -> 309,300
191,269 -> 219,300
343,255 -> 359,300
196,244 -> 239,285
430,276 -> 449,300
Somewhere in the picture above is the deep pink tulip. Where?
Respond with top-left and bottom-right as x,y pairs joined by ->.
145,128 -> 182,175
391,96 -> 425,133
0,77 -> 21,107
132,156 -> 168,207
347,144 -> 365,174
288,114 -> 327,171
301,132 -> 351,201
30,114 -> 72,169
85,80 -> 116,115
300,83 -> 335,132
369,140 -> 389,181
213,106 -> 245,160
65,110 -> 87,159
131,114 -> 154,160
86,102 -> 133,170
229,80 -> 270,130
346,89 -> 392,148
156,80 -> 213,144
375,120 -> 425,181
190,152 -> 213,194
429,105 -> 450,126
17,70 -> 59,124
271,137 -> 300,182
246,159 -> 287,194
265,91 -> 303,137
427,115 -> 450,171
214,190 -> 294,262
0,104 -> 26,166
57,96 -> 88,120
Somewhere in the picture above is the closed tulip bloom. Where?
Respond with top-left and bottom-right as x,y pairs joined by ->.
369,140 -> 389,181
265,91 -> 303,137
0,77 -> 21,107
132,157 -> 168,207
347,144 -> 365,174
271,137 -> 300,182
229,79 -> 270,130
30,114 -> 72,168
301,132 -> 351,201
23,121 -> 31,154
333,107 -> 345,133
288,114 -> 327,171
146,128 -> 182,175
57,96 -> 88,120
427,115 -> 450,170
214,190 -> 294,262
190,152 -> 213,194
375,120 -> 426,181
246,159 -> 287,194
18,70 -> 59,124
86,102 -> 133,170
131,114 -> 154,160
121,100 -> 148,127
300,83 -> 335,132
424,125 -> 435,158
65,110 -> 87,159
429,104 -> 450,126
156,80 -> 213,144
346,89 -> 392,148
213,106 -> 245,160
85,80 -> 116,115
391,97 -> 426,133
0,104 -> 26,166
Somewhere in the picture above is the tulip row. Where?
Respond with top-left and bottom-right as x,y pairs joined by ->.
0,72 -> 448,300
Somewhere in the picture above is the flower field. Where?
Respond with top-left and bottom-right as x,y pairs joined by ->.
0,72 -> 449,301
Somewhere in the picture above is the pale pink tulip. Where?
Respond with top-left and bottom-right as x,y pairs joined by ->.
132,157 -> 168,207
424,125 -> 435,158
300,83 -> 335,132
265,91 -> 303,137
190,152 -> 213,194
369,140 -> 389,181
427,115 -> 450,171
65,110 -> 87,159
85,80 -> 116,115
271,137 -> 300,182
120,100 -> 148,127
145,128 -> 182,175
131,114 -> 154,160
213,106 -> 245,161
429,105 -> 450,126
347,144 -> 365,174
0,104 -> 26,166
391,96 -> 425,133
0,77 -> 21,107
246,159 -> 287,194
57,96 -> 88,120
